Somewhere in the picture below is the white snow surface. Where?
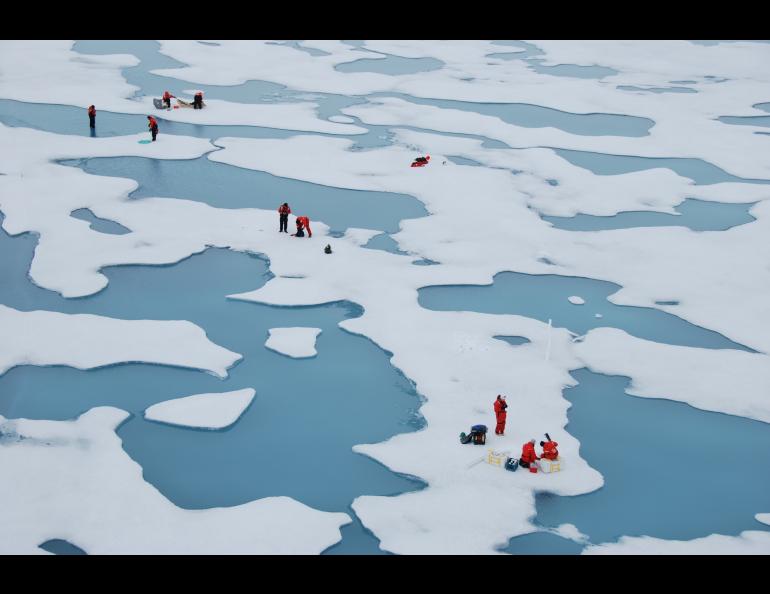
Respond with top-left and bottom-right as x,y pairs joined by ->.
0,407 -> 350,554
144,389 -> 256,429
568,296 -> 585,305
0,305 -> 240,378
265,328 -> 322,358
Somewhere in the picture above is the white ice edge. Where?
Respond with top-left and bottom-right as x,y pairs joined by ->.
144,388 -> 256,429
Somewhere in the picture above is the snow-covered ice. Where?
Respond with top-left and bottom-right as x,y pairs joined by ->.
144,388 -> 256,429
265,328 -> 322,358
568,296 -> 585,305
0,407 -> 349,554
0,305 -> 240,378
3,39 -> 770,555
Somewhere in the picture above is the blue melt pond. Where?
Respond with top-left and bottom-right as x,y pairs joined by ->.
417,271 -> 754,352
542,198 -> 756,232
0,217 -> 426,555
506,368 -> 770,549
59,155 -> 427,235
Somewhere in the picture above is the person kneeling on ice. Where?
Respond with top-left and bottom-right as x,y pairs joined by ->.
295,215 -> 312,238
540,436 -> 559,460
519,438 -> 540,469
147,115 -> 159,141
411,155 -> 430,167
494,394 -> 507,435
193,91 -> 204,109
162,90 -> 176,109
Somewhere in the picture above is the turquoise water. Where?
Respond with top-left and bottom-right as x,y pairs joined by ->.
335,55 -> 445,75
617,85 -> 697,94
60,155 -> 427,235
553,148 -> 770,185
527,60 -> 619,79
542,198 -> 756,232
39,539 -> 88,555
374,92 -> 654,137
493,335 -> 531,346
363,233 -> 409,255
70,208 -> 132,235
0,221 -> 426,554
508,368 -> 770,548
718,115 -> 770,128
417,271 -> 754,352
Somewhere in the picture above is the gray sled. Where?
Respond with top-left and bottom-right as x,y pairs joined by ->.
153,98 -> 166,109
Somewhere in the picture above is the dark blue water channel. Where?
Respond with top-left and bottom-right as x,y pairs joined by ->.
542,198 -> 756,232
58,155 -> 426,236
418,271 -> 754,352
553,148 -> 770,185
503,368 -> 770,551
0,220 -> 426,555
369,92 -> 654,138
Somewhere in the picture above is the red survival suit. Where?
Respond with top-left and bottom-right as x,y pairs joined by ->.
411,155 -> 430,168
520,441 -> 540,467
278,204 -> 291,216
162,91 -> 175,108
493,396 -> 507,435
541,440 -> 559,460
296,216 -> 312,238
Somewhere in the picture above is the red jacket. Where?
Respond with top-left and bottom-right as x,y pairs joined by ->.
278,205 -> 291,215
87,106 -> 96,117
162,91 -> 174,100
296,216 -> 310,229
542,441 -> 559,460
494,398 -> 507,419
521,442 -> 539,464
148,116 -> 158,129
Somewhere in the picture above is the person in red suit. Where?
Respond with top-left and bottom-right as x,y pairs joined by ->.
519,439 -> 540,469
278,202 -> 291,233
162,91 -> 175,109
147,116 -> 159,141
296,215 -> 311,238
493,394 -> 507,435
540,439 -> 559,460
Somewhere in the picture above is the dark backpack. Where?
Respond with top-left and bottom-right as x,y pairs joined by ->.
504,457 -> 519,472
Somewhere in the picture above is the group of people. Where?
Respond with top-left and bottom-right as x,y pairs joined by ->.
86,90 -> 205,141
278,203 -> 312,238
493,394 -> 559,469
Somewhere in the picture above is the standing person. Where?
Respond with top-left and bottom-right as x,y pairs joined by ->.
278,202 -> 291,233
87,105 -> 96,128
519,439 -> 540,469
162,90 -> 175,109
193,91 -> 204,110
296,215 -> 311,238
494,394 -> 508,435
147,115 -> 159,142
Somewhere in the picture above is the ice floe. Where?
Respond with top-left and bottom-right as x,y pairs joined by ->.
0,305 -> 240,378
0,407 -> 349,554
265,328 -> 322,358
576,328 -> 770,423
144,388 -> 256,429
568,296 -> 585,305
